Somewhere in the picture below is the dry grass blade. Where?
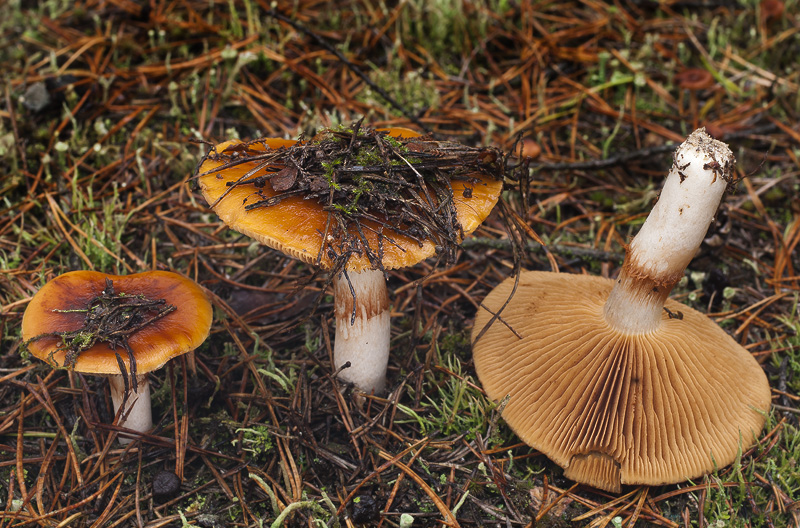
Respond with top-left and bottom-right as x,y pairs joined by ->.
376,450 -> 461,528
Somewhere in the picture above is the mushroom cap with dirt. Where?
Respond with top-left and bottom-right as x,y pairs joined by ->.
22,270 -> 212,443
472,129 -> 771,492
196,126 -> 503,393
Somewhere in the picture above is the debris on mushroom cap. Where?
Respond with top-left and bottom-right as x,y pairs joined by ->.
473,272 -> 771,492
22,271 -> 212,376
194,124 -> 504,273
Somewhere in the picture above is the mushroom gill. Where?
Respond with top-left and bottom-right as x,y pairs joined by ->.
474,272 -> 770,492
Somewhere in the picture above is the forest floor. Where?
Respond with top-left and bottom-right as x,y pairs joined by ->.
1,1 -> 799,527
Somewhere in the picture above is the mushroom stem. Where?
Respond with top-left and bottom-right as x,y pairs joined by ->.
333,268 -> 391,393
107,374 -> 152,444
603,128 -> 734,334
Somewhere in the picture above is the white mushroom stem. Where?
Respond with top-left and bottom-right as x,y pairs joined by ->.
333,268 -> 391,393
604,129 -> 734,334
107,374 -> 152,444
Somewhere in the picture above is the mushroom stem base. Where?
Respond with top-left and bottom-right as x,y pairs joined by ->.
333,268 -> 391,394
108,374 -> 151,444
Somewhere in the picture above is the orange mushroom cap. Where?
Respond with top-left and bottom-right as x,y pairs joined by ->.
22,271 -> 212,375
196,128 -> 503,272
473,271 -> 771,492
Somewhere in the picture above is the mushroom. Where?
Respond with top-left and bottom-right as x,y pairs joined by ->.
760,0 -> 784,24
674,68 -> 714,92
196,126 -> 503,393
512,138 -> 541,161
22,270 -> 212,443
675,68 -> 714,128
472,129 -> 771,492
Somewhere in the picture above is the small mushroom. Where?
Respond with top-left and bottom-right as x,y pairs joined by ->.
675,68 -> 715,128
472,129 -> 771,492
196,127 -> 503,393
760,0 -> 784,24
512,138 -> 541,161
22,271 -> 212,443
674,68 -> 714,91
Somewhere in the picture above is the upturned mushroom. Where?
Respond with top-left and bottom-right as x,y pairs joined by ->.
472,129 -> 771,492
22,271 -> 212,443
196,125 -> 503,393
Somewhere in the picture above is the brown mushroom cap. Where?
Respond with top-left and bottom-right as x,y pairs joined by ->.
761,0 -> 784,22
512,138 -> 541,160
473,271 -> 771,492
675,68 -> 715,91
196,128 -> 503,272
22,271 -> 212,375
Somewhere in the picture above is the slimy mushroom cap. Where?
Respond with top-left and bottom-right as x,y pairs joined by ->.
196,129 -> 503,272
22,270 -> 212,375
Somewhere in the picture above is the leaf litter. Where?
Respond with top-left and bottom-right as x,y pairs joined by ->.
1,1 -> 798,527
